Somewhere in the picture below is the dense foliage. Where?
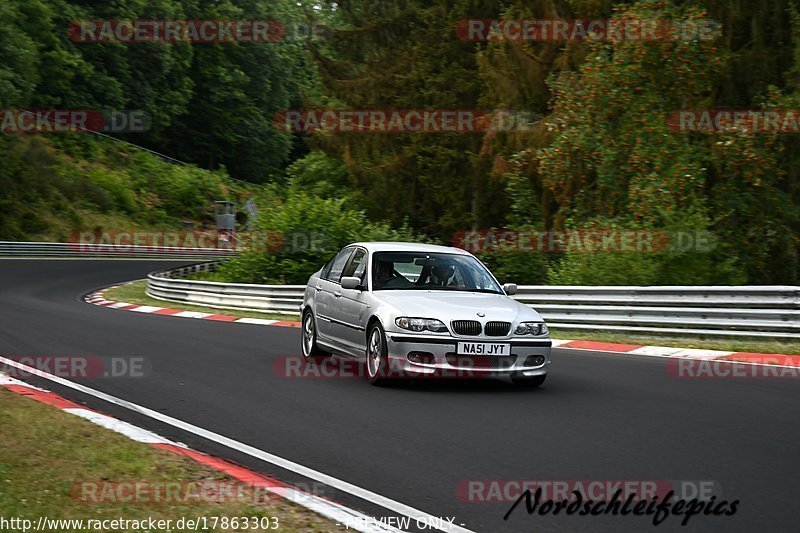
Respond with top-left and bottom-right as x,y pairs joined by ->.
211,153 -> 422,284
0,0 -> 306,182
305,0 -> 800,284
0,135 -> 241,240
1,0 -> 798,284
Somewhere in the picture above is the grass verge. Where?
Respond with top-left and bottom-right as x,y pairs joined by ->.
102,281 -> 299,322
0,388 -> 339,531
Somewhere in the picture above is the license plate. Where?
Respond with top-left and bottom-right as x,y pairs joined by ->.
457,342 -> 510,356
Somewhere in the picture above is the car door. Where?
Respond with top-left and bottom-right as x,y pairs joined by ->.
315,247 -> 354,342
329,247 -> 370,352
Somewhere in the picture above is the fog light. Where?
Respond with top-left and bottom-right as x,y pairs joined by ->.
523,355 -> 546,367
408,352 -> 435,364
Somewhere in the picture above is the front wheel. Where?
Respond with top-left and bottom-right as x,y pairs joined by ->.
511,374 -> 546,388
301,311 -> 328,360
366,323 -> 391,385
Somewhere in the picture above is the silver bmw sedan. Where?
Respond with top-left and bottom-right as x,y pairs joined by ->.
300,242 -> 551,386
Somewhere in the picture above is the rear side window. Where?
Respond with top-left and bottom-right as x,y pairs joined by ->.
320,256 -> 336,279
325,248 -> 353,282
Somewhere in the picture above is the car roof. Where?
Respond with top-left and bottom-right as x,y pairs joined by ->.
349,242 -> 471,255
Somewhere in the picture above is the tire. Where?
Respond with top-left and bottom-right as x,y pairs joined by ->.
301,310 -> 328,361
366,322 -> 391,385
511,374 -> 547,388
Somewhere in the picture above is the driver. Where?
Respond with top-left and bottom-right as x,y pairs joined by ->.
374,260 -> 413,289
374,260 -> 397,288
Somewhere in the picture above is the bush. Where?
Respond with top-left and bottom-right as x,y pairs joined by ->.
214,173 -> 424,284
477,250 -> 549,286
547,212 -> 745,286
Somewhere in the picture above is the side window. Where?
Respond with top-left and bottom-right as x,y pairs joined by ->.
342,249 -> 367,281
320,256 -> 336,279
325,248 -> 353,283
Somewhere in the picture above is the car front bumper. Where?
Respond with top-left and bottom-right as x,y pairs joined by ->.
384,333 -> 551,379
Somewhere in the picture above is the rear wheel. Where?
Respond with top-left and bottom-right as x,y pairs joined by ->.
511,374 -> 546,388
366,323 -> 391,385
301,311 -> 328,360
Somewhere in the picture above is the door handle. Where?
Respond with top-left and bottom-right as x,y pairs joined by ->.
315,285 -> 322,291
333,291 -> 342,298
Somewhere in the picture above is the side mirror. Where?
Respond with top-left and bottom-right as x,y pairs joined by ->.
503,283 -> 518,296
341,276 -> 363,290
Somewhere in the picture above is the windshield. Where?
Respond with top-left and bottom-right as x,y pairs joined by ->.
371,251 -> 503,293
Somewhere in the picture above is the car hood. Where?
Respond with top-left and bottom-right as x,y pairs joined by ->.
372,290 -> 543,323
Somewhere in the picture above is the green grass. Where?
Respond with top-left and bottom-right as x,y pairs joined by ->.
550,328 -> 800,355
0,389 -> 339,532
103,281 -> 299,321
29,210 -> 189,243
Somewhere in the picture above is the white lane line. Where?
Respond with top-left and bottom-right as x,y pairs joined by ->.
64,408 -> 181,445
0,355 -> 474,533
0,374 -> 398,533
271,487 -> 402,532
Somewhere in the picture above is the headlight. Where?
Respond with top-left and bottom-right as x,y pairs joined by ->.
395,317 -> 448,333
514,322 -> 548,336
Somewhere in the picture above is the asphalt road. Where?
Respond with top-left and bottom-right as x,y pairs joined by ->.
0,259 -> 797,532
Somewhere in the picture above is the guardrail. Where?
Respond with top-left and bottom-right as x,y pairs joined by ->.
513,286 -> 800,339
147,263 -> 304,315
145,263 -> 800,338
0,241 -> 236,259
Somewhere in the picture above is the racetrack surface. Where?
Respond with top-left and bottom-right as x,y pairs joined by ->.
0,259 -> 797,532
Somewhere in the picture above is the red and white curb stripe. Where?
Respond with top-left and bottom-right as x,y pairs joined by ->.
84,286 -> 300,328
86,286 -> 798,369
553,339 -> 800,368
0,367 -> 403,532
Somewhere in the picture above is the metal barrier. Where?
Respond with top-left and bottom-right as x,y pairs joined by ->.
513,286 -> 800,339
0,241 -> 236,260
147,263 -> 304,315
145,263 -> 800,338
